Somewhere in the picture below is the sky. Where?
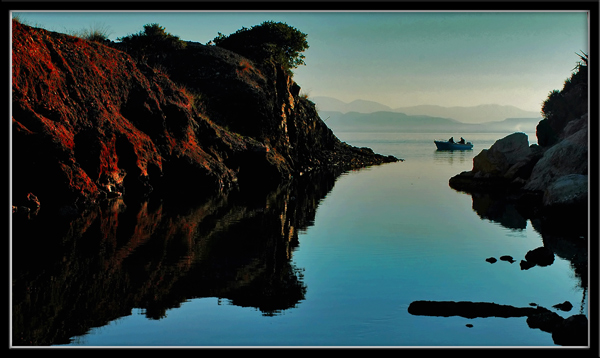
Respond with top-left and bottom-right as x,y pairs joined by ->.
11,10 -> 589,113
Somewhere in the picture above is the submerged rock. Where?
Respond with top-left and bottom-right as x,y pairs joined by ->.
499,255 -> 515,263
520,260 -> 536,270
524,246 -> 555,267
552,301 -> 573,312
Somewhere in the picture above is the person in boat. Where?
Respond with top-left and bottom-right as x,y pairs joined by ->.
458,137 -> 466,144
448,137 -> 455,143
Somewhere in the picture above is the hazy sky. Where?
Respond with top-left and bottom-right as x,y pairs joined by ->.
12,10 -> 589,113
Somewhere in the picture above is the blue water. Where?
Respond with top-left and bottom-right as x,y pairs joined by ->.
51,131 -> 587,347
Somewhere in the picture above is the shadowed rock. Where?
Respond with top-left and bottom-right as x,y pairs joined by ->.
408,300 -> 537,319
524,246 -> 555,267
499,255 -> 515,263
408,300 -> 588,346
552,301 -> 573,312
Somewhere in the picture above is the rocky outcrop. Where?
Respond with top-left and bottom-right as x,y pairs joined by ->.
449,132 -> 544,193
524,115 -> 588,210
449,115 -> 588,215
11,22 -> 398,213
449,53 -> 588,217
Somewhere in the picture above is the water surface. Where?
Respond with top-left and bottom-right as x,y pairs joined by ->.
12,131 -> 588,347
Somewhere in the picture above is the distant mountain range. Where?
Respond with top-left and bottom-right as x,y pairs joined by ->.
318,110 -> 541,134
311,96 -> 541,124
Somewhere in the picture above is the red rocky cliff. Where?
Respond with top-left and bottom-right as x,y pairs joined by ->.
12,22 -> 397,214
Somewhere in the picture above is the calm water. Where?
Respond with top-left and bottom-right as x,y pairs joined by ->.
12,131 -> 588,347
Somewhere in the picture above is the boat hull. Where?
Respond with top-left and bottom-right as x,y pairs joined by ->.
434,140 -> 473,150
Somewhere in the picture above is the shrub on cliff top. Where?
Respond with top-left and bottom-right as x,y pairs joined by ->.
73,23 -> 113,43
538,51 -> 588,146
117,23 -> 186,64
212,21 -> 309,74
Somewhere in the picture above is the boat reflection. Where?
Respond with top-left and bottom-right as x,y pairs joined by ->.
433,148 -> 470,165
11,170 -> 343,345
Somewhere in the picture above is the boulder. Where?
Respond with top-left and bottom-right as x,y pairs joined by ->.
524,246 -> 555,267
524,116 -> 588,193
542,174 -> 588,208
449,132 -> 542,192
473,132 -> 532,176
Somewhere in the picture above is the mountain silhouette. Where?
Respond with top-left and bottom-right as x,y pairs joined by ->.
312,96 -> 541,124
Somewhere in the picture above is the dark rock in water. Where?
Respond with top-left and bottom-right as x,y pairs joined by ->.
407,300 -> 536,319
499,255 -> 515,263
526,306 -> 565,333
485,257 -> 497,263
465,324 -> 473,328
520,260 -> 535,270
552,301 -> 573,312
525,246 -> 555,267
529,302 -> 538,307
551,314 -> 588,346
448,133 -> 543,193
408,300 -> 588,346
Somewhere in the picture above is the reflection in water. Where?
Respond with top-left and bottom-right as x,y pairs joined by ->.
407,300 -> 588,346
470,192 -> 529,230
11,170 -> 343,345
408,188 -> 591,345
433,149 -> 471,166
466,191 -> 587,293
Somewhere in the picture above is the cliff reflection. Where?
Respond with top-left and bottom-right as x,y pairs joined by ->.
12,170 -> 341,345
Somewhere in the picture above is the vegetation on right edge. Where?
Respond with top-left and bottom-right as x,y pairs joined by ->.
537,51 -> 588,147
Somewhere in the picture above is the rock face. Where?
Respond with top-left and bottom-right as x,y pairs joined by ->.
524,115 -> 588,208
11,22 -> 398,212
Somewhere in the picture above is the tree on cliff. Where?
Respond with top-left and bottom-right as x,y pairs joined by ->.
116,23 -> 187,63
537,51 -> 588,147
212,21 -> 309,74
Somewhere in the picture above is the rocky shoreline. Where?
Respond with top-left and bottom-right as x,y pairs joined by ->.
11,21 -> 398,216
438,54 -> 590,347
449,114 -> 588,221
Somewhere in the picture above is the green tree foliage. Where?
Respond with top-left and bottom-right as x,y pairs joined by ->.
212,21 -> 309,73
117,23 -> 186,63
537,51 -> 588,146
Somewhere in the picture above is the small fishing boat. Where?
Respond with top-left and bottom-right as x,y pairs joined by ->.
434,140 -> 473,150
